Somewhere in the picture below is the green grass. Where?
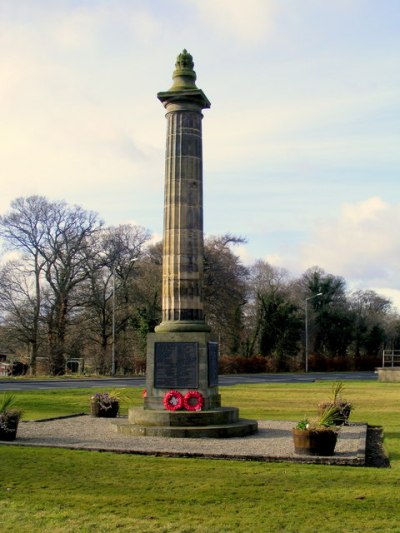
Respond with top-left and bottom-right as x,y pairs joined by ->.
2,386 -> 144,419
1,381 -> 400,532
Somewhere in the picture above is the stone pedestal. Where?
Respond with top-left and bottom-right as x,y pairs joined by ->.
114,407 -> 258,438
144,332 -> 220,410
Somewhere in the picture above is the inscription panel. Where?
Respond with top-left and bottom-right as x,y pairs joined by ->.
208,342 -> 219,387
154,342 -> 198,389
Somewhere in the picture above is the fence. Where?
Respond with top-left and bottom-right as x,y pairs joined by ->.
382,350 -> 400,367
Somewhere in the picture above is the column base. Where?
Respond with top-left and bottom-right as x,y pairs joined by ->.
155,320 -> 211,333
112,407 -> 258,438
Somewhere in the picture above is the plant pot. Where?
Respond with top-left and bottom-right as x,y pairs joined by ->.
292,428 -> 338,456
90,400 -> 119,418
0,419 -> 19,441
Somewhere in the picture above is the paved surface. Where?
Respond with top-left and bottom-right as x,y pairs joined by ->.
2,415 -> 367,466
0,372 -> 377,391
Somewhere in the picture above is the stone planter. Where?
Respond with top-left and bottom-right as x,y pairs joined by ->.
90,400 -> 119,418
292,428 -> 338,456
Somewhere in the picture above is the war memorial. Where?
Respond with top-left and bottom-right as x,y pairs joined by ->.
2,51 -> 370,467
114,50 -> 257,438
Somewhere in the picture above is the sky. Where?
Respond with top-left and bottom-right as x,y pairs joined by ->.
1,0 -> 399,307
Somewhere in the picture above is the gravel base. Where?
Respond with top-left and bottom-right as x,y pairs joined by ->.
0,415 -> 370,466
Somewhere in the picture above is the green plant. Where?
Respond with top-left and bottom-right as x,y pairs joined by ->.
331,381 -> 344,402
0,393 -> 18,413
90,391 -> 119,410
90,388 -> 134,409
318,381 -> 353,425
295,417 -> 309,430
0,393 -> 22,433
295,405 -> 338,431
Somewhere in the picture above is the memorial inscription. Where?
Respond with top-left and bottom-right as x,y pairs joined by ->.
154,342 -> 199,388
208,342 -> 219,387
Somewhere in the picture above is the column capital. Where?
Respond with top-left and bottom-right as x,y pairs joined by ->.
157,49 -> 211,110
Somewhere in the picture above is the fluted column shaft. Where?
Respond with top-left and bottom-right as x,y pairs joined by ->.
156,49 -> 210,333
162,105 -> 204,322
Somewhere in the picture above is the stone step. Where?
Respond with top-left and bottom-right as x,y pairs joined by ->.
128,406 -> 239,427
113,418 -> 258,439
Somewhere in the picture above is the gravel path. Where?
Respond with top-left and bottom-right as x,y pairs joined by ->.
3,415 -> 368,466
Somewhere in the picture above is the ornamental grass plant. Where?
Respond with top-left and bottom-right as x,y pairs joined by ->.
0,393 -> 22,440
317,381 -> 353,425
295,404 -> 339,431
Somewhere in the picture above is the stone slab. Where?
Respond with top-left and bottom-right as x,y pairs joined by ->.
2,415 -> 368,466
128,406 -> 240,426
377,367 -> 400,382
114,418 -> 258,438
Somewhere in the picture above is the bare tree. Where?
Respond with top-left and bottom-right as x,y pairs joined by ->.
204,235 -> 248,355
0,196 -> 103,374
0,260 -> 43,359
82,224 -> 151,373
39,202 -> 102,374
246,260 -> 301,364
0,196 -> 49,373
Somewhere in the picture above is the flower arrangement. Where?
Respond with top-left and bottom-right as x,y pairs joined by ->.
163,390 -> 204,411
295,405 -> 339,432
0,394 -> 22,441
293,405 -> 340,456
90,391 -> 120,418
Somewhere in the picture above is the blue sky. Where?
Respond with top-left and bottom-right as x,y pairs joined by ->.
0,1 -> 399,306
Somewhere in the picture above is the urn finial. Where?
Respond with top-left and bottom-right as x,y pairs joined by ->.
170,49 -> 197,90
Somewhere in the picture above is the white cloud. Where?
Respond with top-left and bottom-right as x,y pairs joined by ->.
372,288 -> 400,313
298,197 -> 400,288
234,244 -> 255,266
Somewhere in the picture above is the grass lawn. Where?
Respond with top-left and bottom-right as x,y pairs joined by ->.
0,380 -> 399,532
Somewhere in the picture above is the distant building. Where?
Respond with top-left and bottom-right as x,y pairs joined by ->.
0,348 -> 13,375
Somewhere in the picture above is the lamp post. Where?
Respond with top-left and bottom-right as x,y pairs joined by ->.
305,292 -> 323,373
111,267 -> 116,376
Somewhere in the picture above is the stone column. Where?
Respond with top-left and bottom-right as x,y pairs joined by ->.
156,49 -> 211,333
113,51 -> 257,436
144,50 -> 219,410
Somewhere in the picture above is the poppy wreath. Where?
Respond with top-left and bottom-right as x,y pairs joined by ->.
183,391 -> 204,412
163,390 -> 184,411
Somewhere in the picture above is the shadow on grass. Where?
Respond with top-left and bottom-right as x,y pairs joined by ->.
385,431 -> 400,439
384,431 -> 400,463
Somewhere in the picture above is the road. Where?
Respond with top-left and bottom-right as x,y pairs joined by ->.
0,371 -> 377,391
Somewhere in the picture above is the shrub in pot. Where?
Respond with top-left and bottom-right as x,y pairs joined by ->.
292,406 -> 339,456
0,394 -> 22,441
90,392 -> 120,418
318,381 -> 353,426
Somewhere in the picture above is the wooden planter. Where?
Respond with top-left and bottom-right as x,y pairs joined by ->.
90,400 -> 119,418
292,428 -> 338,456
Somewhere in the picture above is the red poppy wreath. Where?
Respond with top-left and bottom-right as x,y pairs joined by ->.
183,391 -> 204,411
163,390 -> 184,411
